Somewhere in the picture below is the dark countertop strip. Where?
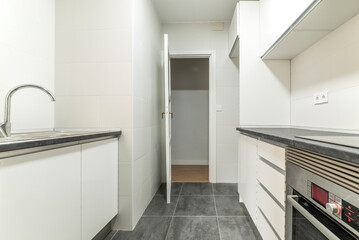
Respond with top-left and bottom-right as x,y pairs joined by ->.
0,131 -> 121,153
236,127 -> 359,165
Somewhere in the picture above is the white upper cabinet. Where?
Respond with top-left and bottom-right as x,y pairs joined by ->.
261,0 -> 359,59
229,2 -> 240,58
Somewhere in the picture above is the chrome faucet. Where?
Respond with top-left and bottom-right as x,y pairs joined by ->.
0,84 -> 56,138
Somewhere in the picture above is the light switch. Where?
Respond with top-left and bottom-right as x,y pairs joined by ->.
216,105 -> 223,112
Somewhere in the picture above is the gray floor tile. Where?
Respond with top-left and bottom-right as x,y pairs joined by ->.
166,217 -> 220,240
143,195 -> 178,216
181,183 -> 213,195
218,217 -> 259,240
175,195 -> 216,216
213,183 -> 238,196
215,196 -> 248,216
104,231 -> 117,240
113,217 -> 171,240
156,183 -> 183,196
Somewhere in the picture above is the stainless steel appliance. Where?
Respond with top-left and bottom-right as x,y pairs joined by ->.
286,147 -> 359,240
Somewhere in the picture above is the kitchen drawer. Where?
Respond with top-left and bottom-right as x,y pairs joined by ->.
257,207 -> 279,240
257,184 -> 285,239
257,157 -> 286,206
258,140 -> 285,170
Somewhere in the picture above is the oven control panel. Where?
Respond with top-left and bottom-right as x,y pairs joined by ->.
307,181 -> 359,232
342,200 -> 359,232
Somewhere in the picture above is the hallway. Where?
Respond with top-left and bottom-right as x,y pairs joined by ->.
105,183 -> 260,240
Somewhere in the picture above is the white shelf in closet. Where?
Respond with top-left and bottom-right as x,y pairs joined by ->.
261,0 -> 359,60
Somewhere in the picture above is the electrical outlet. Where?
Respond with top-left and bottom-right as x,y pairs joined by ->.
313,91 -> 328,105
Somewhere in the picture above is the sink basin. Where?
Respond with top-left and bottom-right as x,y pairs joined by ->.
0,131 -> 93,143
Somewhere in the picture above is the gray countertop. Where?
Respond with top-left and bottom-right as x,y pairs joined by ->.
0,130 -> 121,154
236,127 -> 359,165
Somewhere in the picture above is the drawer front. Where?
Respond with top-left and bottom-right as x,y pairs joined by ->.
258,140 -> 285,170
257,184 -> 285,239
257,158 -> 286,205
257,208 -> 280,240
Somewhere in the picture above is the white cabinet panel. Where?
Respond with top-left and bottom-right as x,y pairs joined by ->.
229,2 -> 239,57
257,158 -> 286,206
257,184 -> 285,239
238,134 -> 258,223
82,139 -> 118,240
257,208 -> 279,240
0,146 -> 81,240
258,140 -> 285,170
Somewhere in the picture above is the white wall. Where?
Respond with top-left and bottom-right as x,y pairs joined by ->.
172,90 -> 209,165
132,0 -> 162,228
171,58 -> 209,165
55,0 -> 135,230
239,1 -> 291,127
0,0 -> 55,132
163,22 -> 239,182
291,14 -> 359,130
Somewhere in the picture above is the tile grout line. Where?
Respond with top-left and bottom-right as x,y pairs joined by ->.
164,183 -> 183,240
212,184 -> 222,240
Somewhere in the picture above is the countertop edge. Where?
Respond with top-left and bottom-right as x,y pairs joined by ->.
0,131 -> 122,153
236,127 -> 359,165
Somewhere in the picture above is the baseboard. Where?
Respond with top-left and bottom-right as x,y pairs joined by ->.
172,160 -> 209,165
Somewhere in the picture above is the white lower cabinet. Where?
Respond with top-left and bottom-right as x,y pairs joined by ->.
257,207 -> 279,240
82,139 -> 118,240
238,134 -> 258,222
238,134 -> 286,240
0,138 -> 119,240
0,146 -> 82,240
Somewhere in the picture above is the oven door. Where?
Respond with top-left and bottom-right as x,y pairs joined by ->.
286,193 -> 357,240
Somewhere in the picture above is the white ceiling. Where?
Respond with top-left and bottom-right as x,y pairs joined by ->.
153,0 -> 240,23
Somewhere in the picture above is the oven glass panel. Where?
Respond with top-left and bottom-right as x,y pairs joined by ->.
291,192 -> 356,240
311,183 -> 328,207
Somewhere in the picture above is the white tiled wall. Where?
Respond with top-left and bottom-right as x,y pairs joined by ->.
0,0 -> 55,131
132,0 -> 162,226
163,22 -> 239,182
291,14 -> 359,130
55,0 -> 134,230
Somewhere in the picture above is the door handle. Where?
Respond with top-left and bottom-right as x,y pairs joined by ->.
162,112 -> 174,119
287,195 -> 340,240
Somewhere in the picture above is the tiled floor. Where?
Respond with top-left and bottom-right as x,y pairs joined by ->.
105,183 -> 261,240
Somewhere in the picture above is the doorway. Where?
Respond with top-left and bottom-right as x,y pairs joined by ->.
170,58 -> 210,182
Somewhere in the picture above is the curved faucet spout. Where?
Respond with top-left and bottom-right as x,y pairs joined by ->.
0,84 -> 56,137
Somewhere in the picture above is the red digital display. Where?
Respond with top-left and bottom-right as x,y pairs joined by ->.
311,183 -> 328,207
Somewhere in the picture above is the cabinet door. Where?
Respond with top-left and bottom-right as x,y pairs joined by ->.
0,146 -> 82,240
81,139 -> 118,240
238,134 -> 258,223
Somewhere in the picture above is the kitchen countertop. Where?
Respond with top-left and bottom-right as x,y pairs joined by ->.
0,130 -> 121,156
236,127 -> 359,165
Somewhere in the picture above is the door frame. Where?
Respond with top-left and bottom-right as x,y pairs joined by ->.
170,50 -> 217,183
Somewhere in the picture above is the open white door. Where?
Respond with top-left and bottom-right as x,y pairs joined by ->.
163,34 -> 172,203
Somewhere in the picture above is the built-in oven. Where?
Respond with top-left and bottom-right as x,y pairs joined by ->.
286,147 -> 359,240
